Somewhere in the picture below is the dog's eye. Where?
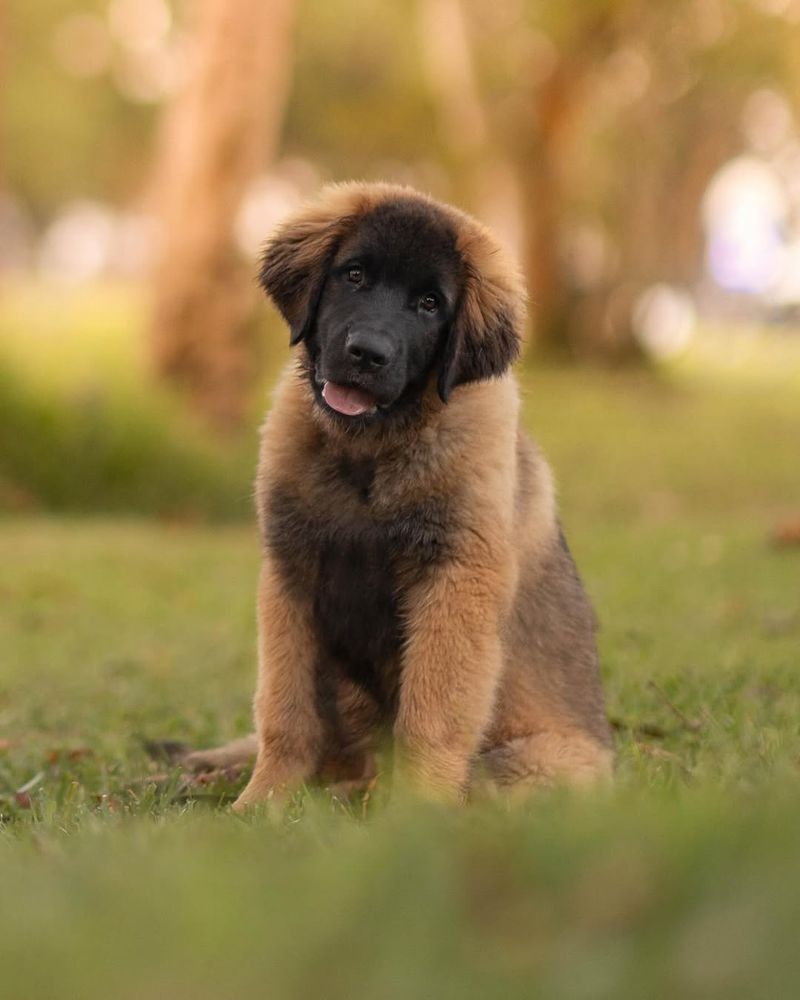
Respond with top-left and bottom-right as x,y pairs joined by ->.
346,266 -> 363,285
420,293 -> 438,314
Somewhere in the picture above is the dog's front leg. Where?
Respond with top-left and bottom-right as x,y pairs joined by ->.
233,560 -> 323,812
394,554 -> 510,802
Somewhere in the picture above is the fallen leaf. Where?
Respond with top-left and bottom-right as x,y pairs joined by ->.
772,516 -> 800,548
46,746 -> 94,765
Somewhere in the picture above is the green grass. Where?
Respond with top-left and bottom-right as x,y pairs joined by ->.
0,282 -> 273,518
1,288 -> 799,997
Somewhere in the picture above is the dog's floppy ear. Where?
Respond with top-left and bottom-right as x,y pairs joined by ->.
437,225 -> 525,402
257,191 -> 358,346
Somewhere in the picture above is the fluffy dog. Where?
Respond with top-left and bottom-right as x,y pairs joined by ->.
187,182 -> 613,805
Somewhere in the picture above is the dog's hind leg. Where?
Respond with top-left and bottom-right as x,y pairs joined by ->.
479,730 -> 613,795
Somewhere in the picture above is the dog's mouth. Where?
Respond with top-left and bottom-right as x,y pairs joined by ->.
321,381 -> 378,417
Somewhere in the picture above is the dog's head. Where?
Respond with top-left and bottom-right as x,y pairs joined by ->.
258,183 -> 525,424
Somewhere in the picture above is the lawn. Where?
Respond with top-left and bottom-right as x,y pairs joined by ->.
1,291 -> 799,998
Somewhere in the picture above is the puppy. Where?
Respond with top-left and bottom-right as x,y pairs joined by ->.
187,182 -> 613,805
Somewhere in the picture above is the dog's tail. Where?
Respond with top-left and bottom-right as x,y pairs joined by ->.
143,734 -> 258,773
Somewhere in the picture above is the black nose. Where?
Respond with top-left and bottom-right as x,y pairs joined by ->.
345,330 -> 392,370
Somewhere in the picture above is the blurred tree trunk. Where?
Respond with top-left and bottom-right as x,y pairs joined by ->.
573,98 -> 739,360
416,0 -> 492,206
416,0 -> 523,302
460,1 -> 745,364
509,12 -> 644,362
149,0 -> 296,429
513,59 -> 587,358
459,5 -> 624,359
0,0 -> 5,184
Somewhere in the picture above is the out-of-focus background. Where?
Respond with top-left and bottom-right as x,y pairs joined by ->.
1,3 -> 800,998
2,0 -> 800,500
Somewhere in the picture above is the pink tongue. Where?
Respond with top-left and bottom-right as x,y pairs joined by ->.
322,382 -> 377,416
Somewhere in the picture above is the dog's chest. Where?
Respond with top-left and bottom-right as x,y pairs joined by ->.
313,526 -> 401,705
265,459 -> 451,701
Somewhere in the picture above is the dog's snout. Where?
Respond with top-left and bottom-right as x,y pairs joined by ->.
345,330 -> 392,370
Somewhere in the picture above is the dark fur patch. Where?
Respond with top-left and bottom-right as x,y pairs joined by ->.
388,497 -> 452,568
438,301 -> 521,402
336,456 -> 375,503
264,487 -> 452,712
314,537 -> 401,709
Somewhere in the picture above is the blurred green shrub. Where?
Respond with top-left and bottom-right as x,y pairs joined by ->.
0,365 -> 255,519
0,283 -> 263,519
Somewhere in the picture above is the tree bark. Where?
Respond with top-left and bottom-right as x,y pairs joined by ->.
500,11 -> 617,359
416,0 -> 523,297
582,100 -> 740,360
415,0 -> 489,207
149,0 -> 296,429
516,65 -> 580,358
0,0 -> 5,185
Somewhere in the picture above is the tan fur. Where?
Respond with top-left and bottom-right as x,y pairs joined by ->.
187,183 -> 612,806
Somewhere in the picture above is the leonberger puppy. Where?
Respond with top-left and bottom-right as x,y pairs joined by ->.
186,182 -> 612,806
